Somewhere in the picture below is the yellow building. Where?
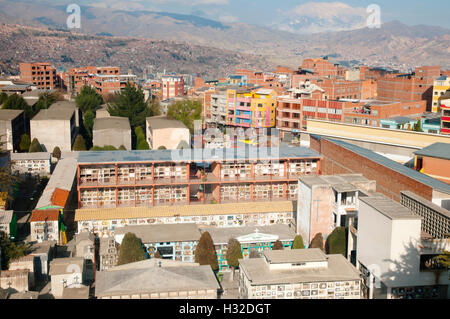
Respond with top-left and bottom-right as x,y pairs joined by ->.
432,76 -> 450,113
226,88 -> 277,128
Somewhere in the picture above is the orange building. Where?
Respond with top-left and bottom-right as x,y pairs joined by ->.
19,62 -> 58,90
68,66 -> 120,95
377,66 -> 442,111
315,78 -> 362,100
414,143 -> 450,184
300,58 -> 347,78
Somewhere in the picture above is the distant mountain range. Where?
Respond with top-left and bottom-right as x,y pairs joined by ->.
0,0 -> 449,72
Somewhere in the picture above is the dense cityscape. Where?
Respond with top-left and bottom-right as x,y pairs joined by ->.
0,0 -> 449,306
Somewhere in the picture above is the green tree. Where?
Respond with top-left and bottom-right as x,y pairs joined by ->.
52,146 -> 62,159
167,99 -> 202,133
0,92 -> 7,105
119,145 -> 126,150
194,232 -> 218,271
148,96 -> 162,117
35,91 -> 63,113
117,233 -> 146,266
137,140 -> 150,150
226,238 -> 243,274
158,146 -> 167,150
75,86 -> 103,113
292,235 -> 305,249
272,240 -> 284,250
0,231 -> 30,270
83,110 -> 95,138
73,134 -> 87,151
19,134 -> 31,152
309,233 -> 324,251
28,138 -> 43,152
107,83 -> 151,131
3,94 -> 33,118
325,227 -> 347,256
412,120 -> 423,132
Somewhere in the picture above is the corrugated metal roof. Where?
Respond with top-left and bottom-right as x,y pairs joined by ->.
325,138 -> 450,195
77,146 -> 321,164
413,142 -> 450,161
75,201 -> 295,221
0,210 -> 13,224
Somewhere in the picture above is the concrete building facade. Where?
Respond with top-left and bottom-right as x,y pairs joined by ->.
93,117 -> 131,150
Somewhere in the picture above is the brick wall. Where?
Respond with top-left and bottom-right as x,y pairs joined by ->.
310,136 -> 434,202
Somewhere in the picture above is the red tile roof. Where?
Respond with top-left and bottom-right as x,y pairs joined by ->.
51,188 -> 70,207
30,210 -> 60,223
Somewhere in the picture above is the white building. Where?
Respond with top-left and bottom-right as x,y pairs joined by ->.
10,152 -> 52,177
30,210 -> 60,243
31,105 -> 76,152
93,117 -> 131,150
146,116 -> 190,150
356,194 -> 449,299
49,257 -> 86,298
161,75 -> 184,100
238,249 -> 362,299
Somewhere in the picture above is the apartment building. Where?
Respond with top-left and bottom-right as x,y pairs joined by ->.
0,109 -> 27,152
356,194 -> 449,299
300,58 -> 344,78
377,66 -> 442,111
162,75 -> 185,100
226,88 -> 277,129
19,63 -> 58,90
31,105 -> 76,152
432,76 -> 450,113
76,147 -> 321,209
93,117 -> 131,150
68,66 -> 120,96
413,143 -> 450,184
92,73 -> 137,97
441,98 -> 450,134
238,249 -> 362,299
297,174 -> 376,245
209,90 -> 228,126
316,78 -> 362,100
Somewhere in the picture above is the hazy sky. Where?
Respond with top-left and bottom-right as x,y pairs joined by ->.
67,0 -> 450,29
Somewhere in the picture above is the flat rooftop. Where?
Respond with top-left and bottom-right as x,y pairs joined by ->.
114,223 -> 201,243
0,109 -> 24,121
95,264 -> 219,297
11,152 -> 51,161
360,195 -> 421,220
32,107 -> 75,121
240,252 -> 360,285
201,224 -> 296,245
414,143 -> 450,161
93,116 -> 131,131
299,174 -> 371,193
264,248 -> 327,264
75,201 -> 295,221
146,116 -> 188,130
76,146 -> 321,164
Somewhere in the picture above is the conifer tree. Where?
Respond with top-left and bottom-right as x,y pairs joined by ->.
292,235 -> 305,249
28,138 -> 43,152
325,227 -> 347,256
52,146 -> 61,159
194,232 -> 218,271
309,233 -> 325,251
226,238 -> 243,272
272,240 -> 284,250
73,134 -> 87,151
117,233 -> 146,266
19,134 -> 31,152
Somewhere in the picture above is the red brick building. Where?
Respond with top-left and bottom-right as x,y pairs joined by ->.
377,66 -> 442,111
19,62 -> 58,90
310,136 -> 450,204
